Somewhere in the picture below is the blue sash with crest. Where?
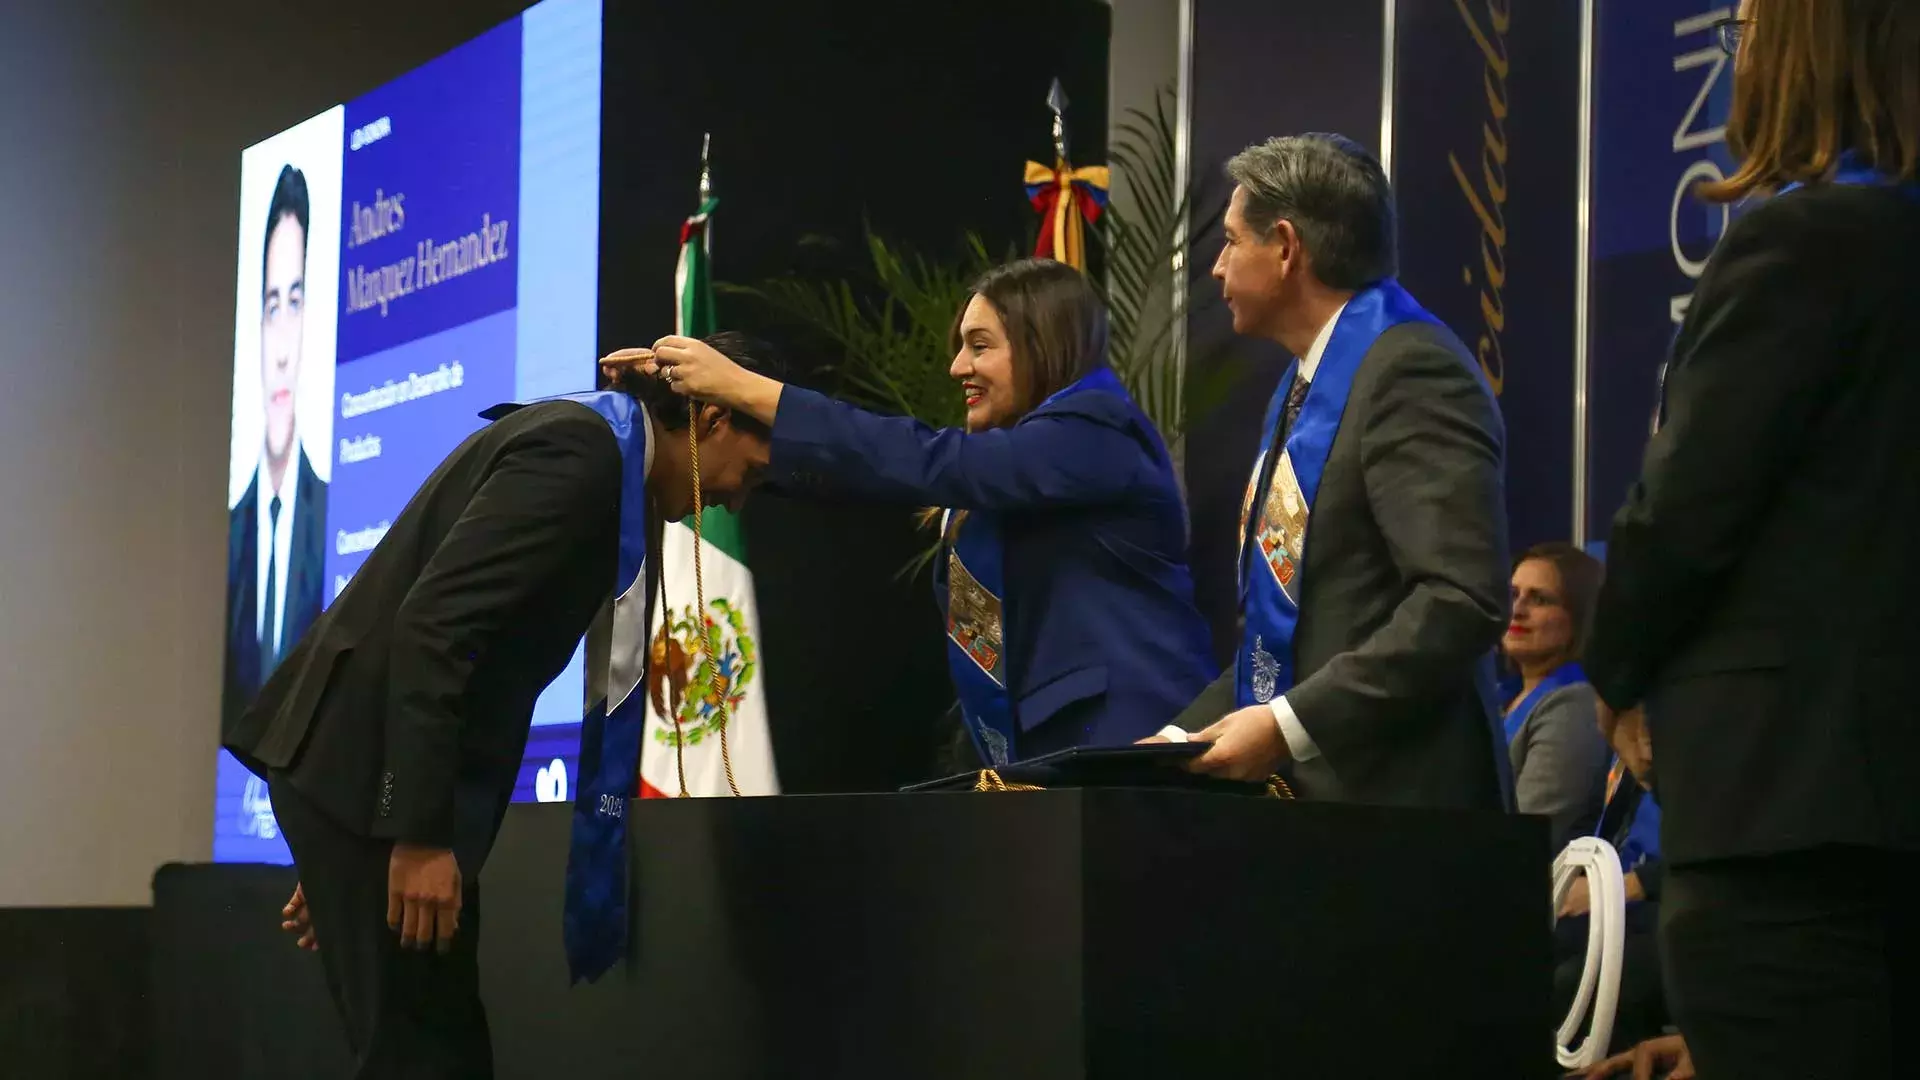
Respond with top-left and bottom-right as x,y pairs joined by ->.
481,390 -> 652,984
1235,281 -> 1439,709
945,366 -> 1127,765
1503,662 -> 1586,745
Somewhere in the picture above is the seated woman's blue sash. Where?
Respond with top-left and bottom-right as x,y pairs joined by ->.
944,366 -> 1127,765
1235,281 -> 1440,709
1503,662 -> 1587,745
480,390 -> 650,984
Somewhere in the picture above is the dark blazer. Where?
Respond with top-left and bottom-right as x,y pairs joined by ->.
223,448 -> 328,732
1176,320 -> 1512,810
1587,181 -> 1920,866
224,402 -> 622,865
770,380 -> 1218,754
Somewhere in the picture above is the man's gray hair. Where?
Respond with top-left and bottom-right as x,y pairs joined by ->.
1225,133 -> 1397,290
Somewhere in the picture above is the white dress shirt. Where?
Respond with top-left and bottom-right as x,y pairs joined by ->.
1164,301 -> 1348,761
255,449 -> 301,661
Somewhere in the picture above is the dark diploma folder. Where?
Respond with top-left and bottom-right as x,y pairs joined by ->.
900,742 -> 1276,797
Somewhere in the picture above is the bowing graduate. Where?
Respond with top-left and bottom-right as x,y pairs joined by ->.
632,258 -> 1217,764
225,334 -> 780,1078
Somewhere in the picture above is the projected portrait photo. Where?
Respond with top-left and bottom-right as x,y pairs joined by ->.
223,108 -> 343,736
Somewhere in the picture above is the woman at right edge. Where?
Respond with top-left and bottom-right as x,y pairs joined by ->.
620,257 -> 1216,768
1584,0 -> 1919,1075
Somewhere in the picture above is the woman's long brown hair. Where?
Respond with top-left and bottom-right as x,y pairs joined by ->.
926,259 -> 1111,542
1701,0 -> 1919,202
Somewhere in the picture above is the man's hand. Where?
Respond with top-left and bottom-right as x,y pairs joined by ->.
1185,705 -> 1290,782
387,843 -> 462,955
1578,1033 -> 1694,1079
280,883 -> 318,952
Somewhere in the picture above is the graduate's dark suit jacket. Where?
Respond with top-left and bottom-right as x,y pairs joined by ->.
224,402 -> 622,866
223,448 -> 328,733
1175,319 -> 1512,810
1588,181 -> 1920,866
770,380 -> 1218,755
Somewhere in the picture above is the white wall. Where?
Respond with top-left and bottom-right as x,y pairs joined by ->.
0,0 -> 527,907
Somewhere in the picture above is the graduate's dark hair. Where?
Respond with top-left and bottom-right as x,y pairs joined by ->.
261,164 -> 310,297
951,258 -> 1109,417
1512,542 -> 1605,664
605,330 -> 783,438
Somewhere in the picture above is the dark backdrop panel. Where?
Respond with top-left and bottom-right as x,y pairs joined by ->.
1586,1 -> 1738,534
1393,0 -> 1582,554
1183,0 -> 1385,665
596,0 -> 1112,789
0,907 -> 152,1080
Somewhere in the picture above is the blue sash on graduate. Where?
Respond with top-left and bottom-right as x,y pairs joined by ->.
481,390 -> 652,984
1235,281 -> 1439,709
1503,662 -> 1586,745
945,366 -> 1127,765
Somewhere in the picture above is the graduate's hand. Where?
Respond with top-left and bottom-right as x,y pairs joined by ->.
1185,704 -> 1289,782
387,844 -> 461,955
280,882 -> 318,951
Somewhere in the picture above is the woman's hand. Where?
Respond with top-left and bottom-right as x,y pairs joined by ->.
1578,1033 -> 1693,1079
650,336 -> 754,405
598,347 -> 653,387
1560,873 -> 1591,918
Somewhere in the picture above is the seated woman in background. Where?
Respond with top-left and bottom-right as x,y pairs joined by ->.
621,258 -> 1217,765
1501,542 -> 1611,851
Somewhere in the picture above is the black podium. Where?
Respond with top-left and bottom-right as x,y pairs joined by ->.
477,792 -> 1551,1078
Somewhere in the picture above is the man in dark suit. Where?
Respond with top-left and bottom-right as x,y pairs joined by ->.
1161,134 -> 1511,811
224,163 -> 329,732
225,335 -> 779,1078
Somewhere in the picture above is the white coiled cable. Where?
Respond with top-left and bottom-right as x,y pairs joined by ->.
1552,836 -> 1626,1070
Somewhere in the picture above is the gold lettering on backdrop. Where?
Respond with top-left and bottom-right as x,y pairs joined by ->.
1447,0 -> 1512,392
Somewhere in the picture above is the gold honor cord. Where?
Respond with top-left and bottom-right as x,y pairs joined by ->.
675,399 -> 742,798
970,769 -> 1295,799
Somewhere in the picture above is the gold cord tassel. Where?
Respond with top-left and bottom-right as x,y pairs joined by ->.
675,400 -> 742,798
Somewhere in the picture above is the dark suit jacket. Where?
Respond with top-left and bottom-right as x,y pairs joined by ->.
1176,320 -> 1511,810
224,402 -> 622,864
1587,181 -> 1920,865
223,448 -> 328,733
770,381 -> 1219,754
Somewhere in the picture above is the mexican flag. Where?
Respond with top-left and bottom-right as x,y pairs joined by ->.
636,191 -> 781,798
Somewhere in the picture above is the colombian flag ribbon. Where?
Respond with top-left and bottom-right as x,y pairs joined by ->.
1024,158 -> 1110,270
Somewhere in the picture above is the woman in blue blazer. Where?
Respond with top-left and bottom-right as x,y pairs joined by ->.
634,258 -> 1217,765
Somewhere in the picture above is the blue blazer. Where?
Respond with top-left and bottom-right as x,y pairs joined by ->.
769,377 -> 1219,755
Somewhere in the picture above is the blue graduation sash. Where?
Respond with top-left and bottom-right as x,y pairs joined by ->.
1235,281 -> 1439,709
480,391 -> 652,984
944,366 -> 1126,765
1502,662 -> 1586,745
1784,151 -> 1920,198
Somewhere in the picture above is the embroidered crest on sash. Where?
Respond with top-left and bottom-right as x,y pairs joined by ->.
1251,636 -> 1280,703
947,551 -> 1006,686
1239,450 -> 1265,553
1256,453 -> 1310,601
